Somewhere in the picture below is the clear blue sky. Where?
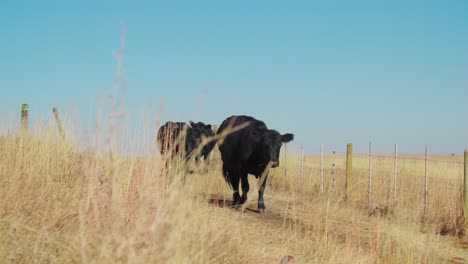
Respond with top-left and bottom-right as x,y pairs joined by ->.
1,1 -> 467,154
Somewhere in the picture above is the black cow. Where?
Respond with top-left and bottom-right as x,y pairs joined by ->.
157,121 -> 215,164
217,115 -> 294,213
191,121 -> 216,166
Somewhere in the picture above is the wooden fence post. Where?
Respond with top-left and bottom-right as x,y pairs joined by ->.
424,146 -> 429,220
21,104 -> 28,132
331,150 -> 336,190
300,144 -> 304,186
393,144 -> 398,208
284,144 -> 288,180
346,143 -> 352,198
464,149 -> 467,220
320,144 -> 324,194
53,107 -> 66,140
368,142 -> 373,210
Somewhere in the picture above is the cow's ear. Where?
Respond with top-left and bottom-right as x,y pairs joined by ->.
189,121 -> 196,127
281,133 -> 294,143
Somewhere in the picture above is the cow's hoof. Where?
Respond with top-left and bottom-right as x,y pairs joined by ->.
258,208 -> 267,214
230,206 -> 240,212
240,197 -> 247,204
230,203 -> 242,211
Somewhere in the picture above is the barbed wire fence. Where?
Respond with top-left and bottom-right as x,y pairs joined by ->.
283,143 -> 467,230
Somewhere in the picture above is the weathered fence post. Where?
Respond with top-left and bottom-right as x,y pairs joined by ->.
300,144 -> 304,186
368,142 -> 373,210
393,144 -> 398,208
21,104 -> 28,132
424,146 -> 429,220
284,143 -> 288,180
52,107 -> 66,140
346,143 -> 352,198
464,149 -> 468,221
331,150 -> 336,191
320,144 -> 324,194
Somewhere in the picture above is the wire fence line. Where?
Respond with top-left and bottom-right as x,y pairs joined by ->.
279,143 -> 466,227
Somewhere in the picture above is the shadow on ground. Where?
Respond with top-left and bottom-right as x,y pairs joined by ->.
207,193 -> 261,213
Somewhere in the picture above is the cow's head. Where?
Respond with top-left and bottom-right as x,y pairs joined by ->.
189,121 -> 214,146
260,130 -> 294,168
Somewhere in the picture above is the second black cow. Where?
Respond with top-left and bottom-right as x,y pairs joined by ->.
217,115 -> 294,213
157,121 -> 215,164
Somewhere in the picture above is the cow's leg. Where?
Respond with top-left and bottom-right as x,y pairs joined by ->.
194,156 -> 200,167
240,172 -> 249,204
258,173 -> 268,214
229,169 -> 242,207
203,154 -> 210,168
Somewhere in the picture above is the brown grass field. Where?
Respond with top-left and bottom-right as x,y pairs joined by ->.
0,123 -> 467,263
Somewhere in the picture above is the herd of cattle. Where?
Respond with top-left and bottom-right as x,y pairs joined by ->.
157,115 -> 294,214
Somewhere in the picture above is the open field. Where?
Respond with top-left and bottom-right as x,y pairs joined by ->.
0,125 -> 467,263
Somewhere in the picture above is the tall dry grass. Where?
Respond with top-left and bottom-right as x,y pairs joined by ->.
0,121 -> 467,263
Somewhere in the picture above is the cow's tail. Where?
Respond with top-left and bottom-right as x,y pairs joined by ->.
222,164 -> 232,188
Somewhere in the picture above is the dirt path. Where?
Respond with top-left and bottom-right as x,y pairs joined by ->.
207,192 -> 468,264
208,193 -> 311,263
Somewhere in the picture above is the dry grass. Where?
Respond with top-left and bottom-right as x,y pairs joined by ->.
0,123 -> 467,264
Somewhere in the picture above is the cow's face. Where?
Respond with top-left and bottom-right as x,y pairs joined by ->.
199,123 -> 214,139
189,121 -> 213,145
261,130 -> 294,168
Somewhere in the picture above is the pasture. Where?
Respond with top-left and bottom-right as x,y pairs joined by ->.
0,122 -> 467,263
